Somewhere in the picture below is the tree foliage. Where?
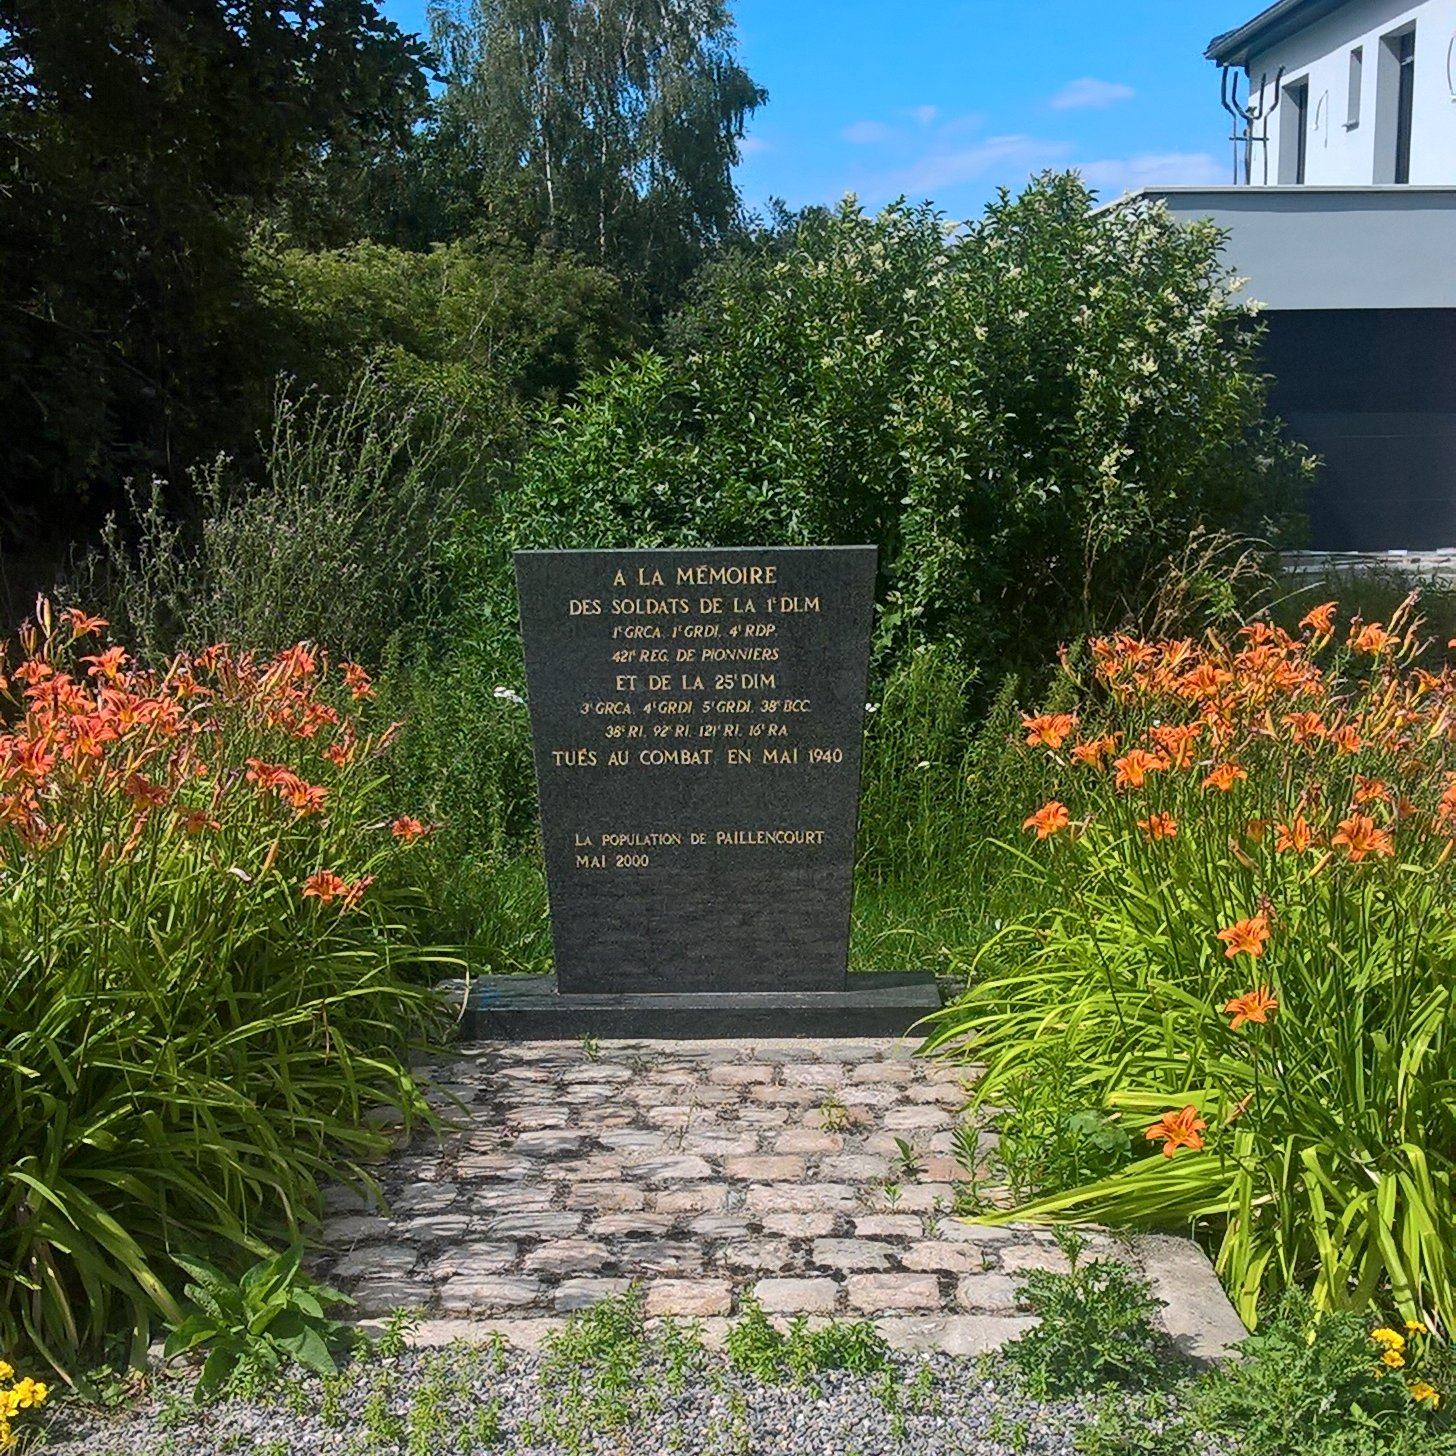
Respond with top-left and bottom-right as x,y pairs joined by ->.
427,0 -> 765,303
256,235 -> 636,413
0,0 -> 428,539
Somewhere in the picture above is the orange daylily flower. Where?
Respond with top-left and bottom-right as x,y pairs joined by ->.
1149,722 -> 1201,769
1331,813 -> 1394,862
1145,1106 -> 1207,1158
1328,723 -> 1362,754
1137,811 -> 1178,841
60,608 -> 109,638
1022,712 -> 1078,750
123,774 -> 169,810
1113,748 -> 1168,790
282,780 -> 329,816
10,658 -> 52,686
342,661 -> 375,701
1282,711 -> 1326,744
81,646 -> 127,683
272,644 -> 318,681
1224,987 -> 1279,1029
391,815 -> 430,843
1436,778 -> 1456,827
1022,800 -> 1071,840
1299,601 -> 1337,635
1202,762 -> 1248,793
1353,775 -> 1392,807
1070,734 -> 1119,769
1217,913 -> 1270,960
1275,814 -> 1317,854
1177,663 -> 1234,701
302,870 -> 349,905
1349,622 -> 1397,655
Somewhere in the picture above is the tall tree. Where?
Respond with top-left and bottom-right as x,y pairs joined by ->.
0,0 -> 428,545
429,0 -> 764,304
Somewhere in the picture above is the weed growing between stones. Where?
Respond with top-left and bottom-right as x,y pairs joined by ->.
997,1230 -> 1172,1400
892,1138 -> 924,1182
537,1286 -> 657,1447
817,1091 -> 854,1132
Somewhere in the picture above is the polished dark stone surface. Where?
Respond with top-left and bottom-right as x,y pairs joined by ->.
466,972 -> 942,1039
515,547 -> 876,995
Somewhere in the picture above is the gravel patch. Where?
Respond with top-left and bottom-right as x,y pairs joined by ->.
41,1344 -> 1218,1456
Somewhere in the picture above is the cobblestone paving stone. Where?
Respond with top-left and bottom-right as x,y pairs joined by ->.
316,1038 -> 1244,1360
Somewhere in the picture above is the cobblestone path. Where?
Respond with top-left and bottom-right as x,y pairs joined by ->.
316,1037 -> 1243,1359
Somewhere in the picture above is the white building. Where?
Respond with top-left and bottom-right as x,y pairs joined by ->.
1109,0 -> 1456,554
1207,0 -> 1456,186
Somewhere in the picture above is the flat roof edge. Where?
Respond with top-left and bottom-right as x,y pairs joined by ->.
1095,183 -> 1456,217
1119,185 -> 1456,197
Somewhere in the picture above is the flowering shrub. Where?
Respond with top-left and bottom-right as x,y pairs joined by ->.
0,601 -> 449,1375
926,597 -> 1456,1339
1185,1299 -> 1451,1452
0,1357 -> 48,1450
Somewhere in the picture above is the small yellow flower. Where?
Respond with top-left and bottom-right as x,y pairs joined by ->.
0,1360 -> 12,1380
1371,1327 -> 1407,1352
1410,1379 -> 1441,1408
1381,1348 -> 1407,1369
1405,1319 -> 1429,1336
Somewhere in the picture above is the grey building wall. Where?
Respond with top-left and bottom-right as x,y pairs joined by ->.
1125,185 -> 1456,310
1110,187 -> 1456,551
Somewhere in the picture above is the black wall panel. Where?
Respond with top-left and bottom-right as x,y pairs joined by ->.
1257,309 -> 1456,550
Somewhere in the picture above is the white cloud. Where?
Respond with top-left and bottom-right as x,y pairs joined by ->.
910,104 -> 938,127
843,119 -> 895,145
737,134 -> 772,156
1050,77 -> 1136,111
893,134 -> 1071,194
1076,151 -> 1229,196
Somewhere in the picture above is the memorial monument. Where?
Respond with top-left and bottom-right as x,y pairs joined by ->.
469,546 -> 940,1036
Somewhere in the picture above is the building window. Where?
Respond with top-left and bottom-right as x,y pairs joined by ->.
1281,78 -> 1310,183
1394,30 -> 1416,182
1347,46 -> 1363,127
1376,26 -> 1418,182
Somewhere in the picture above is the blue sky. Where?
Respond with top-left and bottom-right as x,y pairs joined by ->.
380,0 -> 1259,218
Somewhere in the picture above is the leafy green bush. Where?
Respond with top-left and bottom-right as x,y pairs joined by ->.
256,236 -> 636,429
968,1048 -> 1134,1206
1192,1297 -> 1452,1455
0,604 -> 449,1375
1079,1298 -> 1456,1456
478,176 -> 1307,686
998,1230 -> 1171,1398
77,369 -> 467,666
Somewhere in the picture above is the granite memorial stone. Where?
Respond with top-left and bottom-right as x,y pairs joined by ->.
470,545 -> 939,1035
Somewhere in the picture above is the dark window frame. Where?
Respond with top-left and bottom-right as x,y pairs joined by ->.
1394,29 -> 1415,183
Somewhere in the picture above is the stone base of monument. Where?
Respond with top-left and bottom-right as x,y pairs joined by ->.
465,971 -> 941,1039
